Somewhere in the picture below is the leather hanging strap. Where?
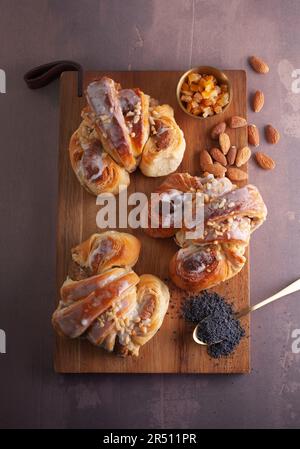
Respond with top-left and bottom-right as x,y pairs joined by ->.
24,60 -> 83,96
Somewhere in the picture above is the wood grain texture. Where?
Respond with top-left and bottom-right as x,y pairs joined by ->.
55,70 -> 249,373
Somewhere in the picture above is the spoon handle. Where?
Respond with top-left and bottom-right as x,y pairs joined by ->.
236,278 -> 300,319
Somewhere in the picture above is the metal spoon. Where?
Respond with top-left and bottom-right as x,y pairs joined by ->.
193,278 -> 300,346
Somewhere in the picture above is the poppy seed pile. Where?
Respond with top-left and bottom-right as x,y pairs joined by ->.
182,291 -> 245,358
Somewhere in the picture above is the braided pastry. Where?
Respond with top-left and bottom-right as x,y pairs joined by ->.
69,77 -> 186,196
86,77 -> 149,172
52,232 -> 169,357
146,173 -> 267,292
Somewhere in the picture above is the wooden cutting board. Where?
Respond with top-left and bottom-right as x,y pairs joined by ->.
55,70 -> 249,373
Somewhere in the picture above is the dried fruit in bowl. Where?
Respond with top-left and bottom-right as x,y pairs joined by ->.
180,73 -> 230,118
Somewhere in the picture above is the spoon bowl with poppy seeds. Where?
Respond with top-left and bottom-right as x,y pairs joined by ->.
193,278 -> 300,347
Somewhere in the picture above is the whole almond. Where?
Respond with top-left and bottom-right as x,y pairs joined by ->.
249,56 -> 269,74
205,162 -> 227,178
210,121 -> 226,140
219,132 -> 231,154
228,116 -> 247,128
265,124 -> 280,144
199,149 -> 213,171
252,90 -> 264,112
210,147 -> 227,166
226,145 -> 237,165
226,167 -> 248,182
248,124 -> 259,147
255,152 -> 276,170
235,146 -> 252,167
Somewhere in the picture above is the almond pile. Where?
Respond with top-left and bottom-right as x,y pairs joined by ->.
200,116 -> 251,182
199,56 -> 281,178
248,55 -> 280,171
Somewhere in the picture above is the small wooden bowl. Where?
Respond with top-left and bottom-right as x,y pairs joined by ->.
176,66 -> 233,120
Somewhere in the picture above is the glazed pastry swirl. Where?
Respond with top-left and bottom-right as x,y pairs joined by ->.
69,76 -> 186,196
71,231 -> 141,275
169,242 -> 248,292
52,232 -> 170,357
69,119 -> 130,195
145,173 -> 233,239
140,105 -> 186,177
146,173 -> 267,292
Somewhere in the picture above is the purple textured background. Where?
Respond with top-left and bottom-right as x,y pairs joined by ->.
0,0 -> 300,429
